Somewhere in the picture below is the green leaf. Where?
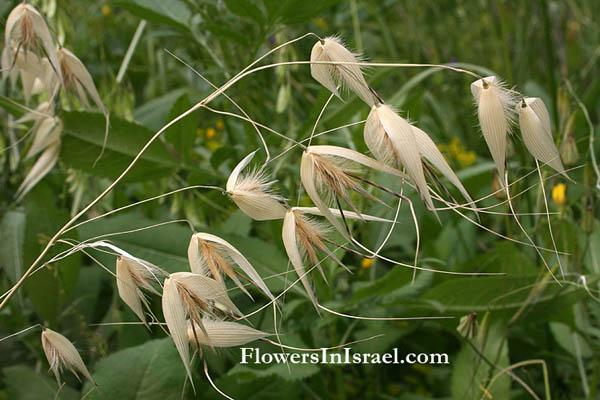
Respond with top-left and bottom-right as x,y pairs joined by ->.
22,184 -> 80,322
164,94 -> 197,163
451,317 -> 510,400
0,210 -> 26,283
60,111 -> 177,182
115,0 -> 191,31
83,338 -> 187,400
418,275 -> 587,315
3,365 -> 79,400
225,0 -> 265,24
227,362 -> 319,382
133,89 -> 187,131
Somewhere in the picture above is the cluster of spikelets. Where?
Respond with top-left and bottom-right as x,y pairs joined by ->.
2,3 -> 108,200
5,15 -> 569,391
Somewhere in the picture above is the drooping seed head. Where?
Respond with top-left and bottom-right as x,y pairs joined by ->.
57,48 -> 106,113
310,36 -> 374,106
226,151 -> 287,221
41,328 -> 95,385
300,145 -> 405,238
471,76 -> 516,179
188,232 -> 274,301
365,104 -> 434,209
187,319 -> 269,348
115,256 -> 163,325
516,97 -> 567,176
16,141 -> 60,201
3,4 -> 61,82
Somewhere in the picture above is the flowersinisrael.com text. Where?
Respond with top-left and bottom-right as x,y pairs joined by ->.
240,348 -> 449,365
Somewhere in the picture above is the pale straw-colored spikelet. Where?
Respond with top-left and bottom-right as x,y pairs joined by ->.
365,103 -> 434,209
517,97 -> 567,176
411,126 -> 474,204
310,36 -> 374,106
56,48 -> 106,114
300,145 -> 406,239
115,256 -> 162,325
187,319 -> 269,348
16,141 -> 60,201
162,272 -> 242,388
3,3 -> 61,82
226,151 -> 287,220
471,76 -> 516,179
9,51 -> 54,101
25,116 -> 62,159
187,232 -> 275,301
41,328 -> 95,385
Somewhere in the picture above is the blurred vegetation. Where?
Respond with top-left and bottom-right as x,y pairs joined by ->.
0,0 -> 599,399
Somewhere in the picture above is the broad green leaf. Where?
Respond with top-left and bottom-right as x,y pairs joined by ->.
60,111 -> 177,182
451,317 -> 510,400
228,362 -> 319,382
225,0 -> 265,24
418,275 -> 588,316
3,365 -> 79,400
0,210 -> 26,283
133,88 -> 187,131
115,0 -> 191,31
83,338 -> 188,400
22,184 -> 80,322
164,94 -> 198,163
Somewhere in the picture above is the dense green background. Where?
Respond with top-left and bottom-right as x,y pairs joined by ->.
0,0 -> 599,399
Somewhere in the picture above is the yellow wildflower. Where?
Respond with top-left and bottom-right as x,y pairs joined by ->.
361,258 -> 374,269
313,17 -> 328,31
215,119 -> 224,130
455,150 -> 476,167
205,127 -> 217,139
101,4 -> 111,16
552,183 -> 567,207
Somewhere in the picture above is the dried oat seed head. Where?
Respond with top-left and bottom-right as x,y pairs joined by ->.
41,328 -> 94,385
187,319 -> 269,348
517,97 -> 567,176
226,151 -> 287,220
471,76 -> 516,179
115,256 -> 162,325
310,36 -> 374,106
187,232 -> 274,301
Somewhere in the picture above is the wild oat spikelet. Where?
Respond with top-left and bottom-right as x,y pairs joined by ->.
41,328 -> 95,385
310,36 -> 374,105
162,272 -> 241,386
300,145 -> 405,238
516,97 -> 567,176
2,3 -> 61,82
16,141 -> 60,201
471,76 -> 516,179
226,151 -> 287,220
115,256 -> 163,325
365,103 -> 434,209
187,232 -> 274,301
187,319 -> 269,348
56,48 -> 106,114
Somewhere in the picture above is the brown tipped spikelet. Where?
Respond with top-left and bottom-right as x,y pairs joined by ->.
226,151 -> 287,220
300,145 -> 406,238
2,3 -> 61,82
162,272 -> 241,387
41,328 -> 95,385
115,256 -> 163,325
310,36 -> 374,105
187,232 -> 274,301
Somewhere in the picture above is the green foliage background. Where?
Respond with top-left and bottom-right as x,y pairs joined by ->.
0,0 -> 599,399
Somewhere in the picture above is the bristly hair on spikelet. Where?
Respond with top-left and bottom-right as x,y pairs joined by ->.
300,145 -> 406,239
310,36 -> 375,106
471,76 -> 517,180
187,232 -> 275,301
226,151 -> 287,220
516,97 -> 567,177
41,328 -> 95,386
